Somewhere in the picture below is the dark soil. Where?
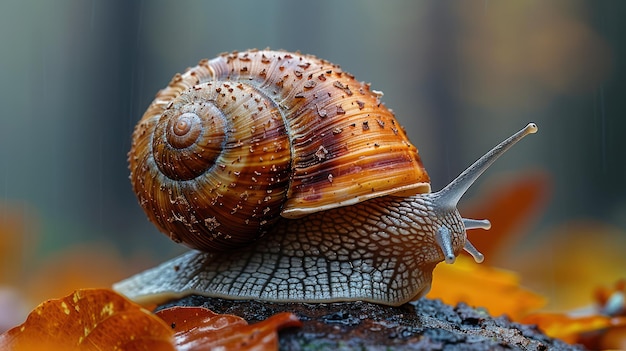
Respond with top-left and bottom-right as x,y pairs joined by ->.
157,296 -> 584,350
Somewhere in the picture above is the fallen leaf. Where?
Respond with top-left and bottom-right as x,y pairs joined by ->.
591,325 -> 626,350
428,256 -> 545,320
156,306 -> 301,351
0,288 -> 175,351
522,312 -> 626,346
506,221 -> 626,311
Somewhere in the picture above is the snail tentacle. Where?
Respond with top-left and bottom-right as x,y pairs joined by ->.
462,218 -> 492,230
434,226 -> 456,264
463,240 -> 485,263
427,123 -> 537,265
435,123 -> 538,209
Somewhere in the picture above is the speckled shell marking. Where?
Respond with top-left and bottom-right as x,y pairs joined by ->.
129,50 -> 431,251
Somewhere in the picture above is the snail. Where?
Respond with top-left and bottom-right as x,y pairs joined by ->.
113,49 -> 537,306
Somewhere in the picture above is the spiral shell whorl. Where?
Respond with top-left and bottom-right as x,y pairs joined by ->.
129,50 -> 430,251
130,78 -> 292,250
153,97 -> 227,181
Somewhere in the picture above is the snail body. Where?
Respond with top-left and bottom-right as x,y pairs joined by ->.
114,50 -> 537,306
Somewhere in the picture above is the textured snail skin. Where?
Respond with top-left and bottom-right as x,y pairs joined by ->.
115,194 -> 463,306
116,49 -> 538,306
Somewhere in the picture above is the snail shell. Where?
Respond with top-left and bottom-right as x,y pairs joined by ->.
130,50 -> 430,250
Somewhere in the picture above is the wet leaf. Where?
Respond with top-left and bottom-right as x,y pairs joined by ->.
156,306 -> 301,351
521,279 -> 626,348
522,312 -> 626,346
0,288 -> 175,351
592,325 -> 626,350
506,221 -> 626,311
428,256 -> 545,320
522,313 -> 609,344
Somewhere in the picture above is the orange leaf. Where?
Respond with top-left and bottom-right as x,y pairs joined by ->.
428,256 -> 545,320
521,313 -> 626,345
506,221 -> 626,311
0,288 -> 175,351
156,306 -> 301,351
594,325 -> 626,350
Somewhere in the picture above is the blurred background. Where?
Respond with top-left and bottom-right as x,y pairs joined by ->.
0,0 -> 624,320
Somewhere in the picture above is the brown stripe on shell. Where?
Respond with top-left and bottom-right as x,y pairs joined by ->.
129,49 -> 430,251
207,50 -> 430,219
